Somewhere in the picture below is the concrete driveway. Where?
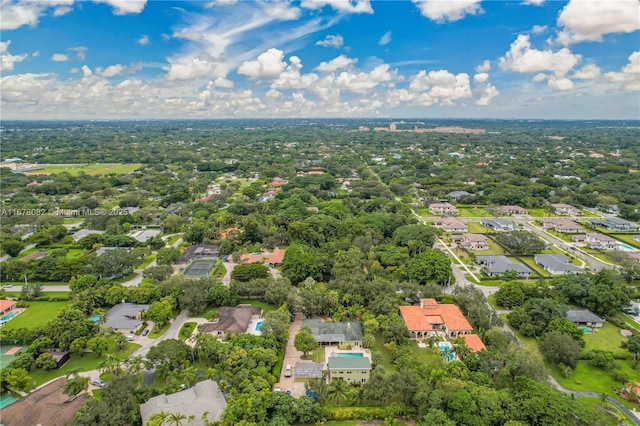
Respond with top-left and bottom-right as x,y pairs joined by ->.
273,315 -> 306,397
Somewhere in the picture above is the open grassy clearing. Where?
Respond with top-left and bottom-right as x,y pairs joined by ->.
583,323 -> 629,358
471,239 -> 505,255
417,208 -> 436,218
517,256 -> 551,277
65,249 -> 87,259
237,299 -> 278,314
25,163 -> 142,176
2,301 -> 69,330
179,322 -> 197,340
138,254 -> 156,269
466,221 -> 490,233
457,206 -> 489,217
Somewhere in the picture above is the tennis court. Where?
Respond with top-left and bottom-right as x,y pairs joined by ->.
0,344 -> 26,369
183,259 -> 216,278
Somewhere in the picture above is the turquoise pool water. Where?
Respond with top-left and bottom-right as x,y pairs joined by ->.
619,243 -> 637,252
89,315 -> 101,322
0,394 -> 17,409
336,353 -> 364,357
579,326 -> 592,333
0,312 -> 18,322
255,321 -> 264,331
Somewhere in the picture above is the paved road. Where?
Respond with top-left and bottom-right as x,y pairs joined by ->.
131,310 -> 190,358
222,261 -> 236,286
274,315 -> 305,396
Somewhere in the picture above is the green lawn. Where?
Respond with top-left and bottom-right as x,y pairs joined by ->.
583,323 -> 629,358
138,254 -> 156,269
417,208 -> 436,218
605,234 -> 640,249
2,301 -> 69,331
518,257 -> 550,277
15,248 -> 38,259
30,341 -> 141,386
476,279 -> 508,287
471,240 -> 504,255
467,221 -> 490,233
148,322 -> 171,339
164,235 -> 182,246
27,163 -> 142,176
372,334 -> 397,372
576,397 -> 629,426
311,346 -> 325,362
179,322 -> 197,340
457,206 -> 490,218
66,249 -> 87,259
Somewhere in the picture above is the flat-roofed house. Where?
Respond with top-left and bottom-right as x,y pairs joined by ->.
399,298 -> 474,340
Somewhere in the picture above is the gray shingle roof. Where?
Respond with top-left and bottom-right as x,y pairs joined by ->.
104,303 -> 149,330
534,254 -> 582,273
303,319 -> 363,343
476,255 -> 531,274
566,310 -> 605,324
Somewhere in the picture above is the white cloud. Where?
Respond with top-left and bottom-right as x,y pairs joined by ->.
335,64 -> 395,93
137,35 -> 150,46
547,76 -> 574,91
263,2 -> 301,20
473,72 -> 499,105
94,0 -> 147,15
572,64 -> 601,80
166,53 -> 222,81
556,0 -> 640,45
238,48 -> 287,79
32,51 -> 40,57
300,0 -> 373,14
0,0 -> 74,30
51,53 -> 69,62
315,54 -> 357,72
0,40 -> 28,72
378,31 -> 392,46
522,0 -> 544,6
316,34 -> 344,48
412,0 -> 482,23
272,56 -> 320,90
97,64 -> 125,77
213,77 -> 234,88
604,51 -> 640,91
69,46 -> 87,60
206,0 -> 238,5
409,69 -> 473,105
81,65 -> 92,77
499,34 -> 581,78
475,60 -> 490,73
531,25 -> 547,34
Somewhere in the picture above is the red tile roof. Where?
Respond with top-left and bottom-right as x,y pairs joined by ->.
461,334 -> 486,352
240,248 -> 286,265
0,300 -> 16,312
399,299 -> 473,333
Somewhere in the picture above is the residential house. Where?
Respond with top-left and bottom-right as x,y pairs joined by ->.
447,190 -> 471,201
551,204 -> 582,216
0,378 -> 88,426
534,254 -> 583,274
128,229 -> 162,243
178,245 -> 220,264
139,380 -> 227,426
0,300 -> 16,315
327,355 -> 371,384
541,219 -> 584,233
635,235 -> 640,242
587,218 -> 639,232
428,202 -> 459,216
460,334 -> 486,353
294,362 -> 325,380
585,233 -> 619,250
200,305 -> 262,339
399,298 -> 474,340
475,255 -> 532,278
303,319 -> 363,346
104,303 -> 149,331
566,310 -> 605,328
623,301 -> 639,316
72,229 -> 104,242
47,351 -> 70,369
458,233 -> 489,250
240,248 -> 286,266
480,218 -> 517,232
434,218 -> 468,233
496,205 -> 529,216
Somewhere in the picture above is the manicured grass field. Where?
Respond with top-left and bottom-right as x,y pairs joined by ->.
457,206 -> 489,217
25,163 -> 142,176
417,208 -> 436,218
237,299 -> 278,314
467,222 -> 490,233
148,322 -> 171,339
2,301 -> 69,331
15,248 -> 38,259
164,235 -> 182,245
518,257 -> 550,277
311,345 -> 325,362
138,254 -> 156,269
179,322 -> 197,340
66,249 -> 87,259
606,233 -> 640,249
583,323 -> 629,358
30,341 -> 141,386
471,240 -> 504,255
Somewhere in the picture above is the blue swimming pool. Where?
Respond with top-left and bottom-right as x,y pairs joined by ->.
336,353 -> 364,357
255,320 -> 264,331
619,243 -> 638,252
0,312 -> 18,322
89,315 -> 101,322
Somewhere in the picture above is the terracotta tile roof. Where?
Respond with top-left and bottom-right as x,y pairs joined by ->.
461,334 -> 486,352
0,300 -> 17,312
240,248 -> 286,265
399,300 -> 473,333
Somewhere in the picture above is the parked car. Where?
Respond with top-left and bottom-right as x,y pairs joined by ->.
91,379 -> 105,387
284,364 -> 292,377
142,329 -> 149,336
126,335 -> 135,341
2,284 -> 13,288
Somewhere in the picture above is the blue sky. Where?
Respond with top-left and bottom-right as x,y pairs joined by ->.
1,0 -> 638,119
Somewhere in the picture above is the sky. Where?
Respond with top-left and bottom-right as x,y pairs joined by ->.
1,0 -> 639,120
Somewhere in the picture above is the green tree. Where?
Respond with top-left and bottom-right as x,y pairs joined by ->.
231,263 -> 269,282
327,379 -> 351,405
294,326 -> 317,357
70,337 -> 88,357
393,224 -> 438,255
546,318 -> 585,347
143,265 -> 174,283
146,300 -> 173,327
538,331 -> 582,368
495,281 -> 526,309
586,349 -> 616,370
408,248 -> 452,285
2,238 -> 25,257
35,353 -> 58,370
87,337 -> 109,358
114,332 -> 128,352
622,335 -> 640,365
64,376 -> 89,396
5,368 -> 33,392
261,306 -> 291,347
156,247 -> 181,266
495,231 -> 546,255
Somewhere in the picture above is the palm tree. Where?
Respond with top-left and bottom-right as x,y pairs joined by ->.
99,353 -> 121,376
362,333 -> 376,349
168,412 -> 187,426
146,410 -> 170,426
327,379 -> 352,406
440,347 -> 455,363
451,337 -> 470,361
427,335 -> 439,349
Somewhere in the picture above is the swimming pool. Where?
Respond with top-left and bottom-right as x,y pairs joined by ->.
89,315 -> 101,322
0,312 -> 18,322
255,320 -> 264,331
619,243 -> 638,252
336,353 -> 364,358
